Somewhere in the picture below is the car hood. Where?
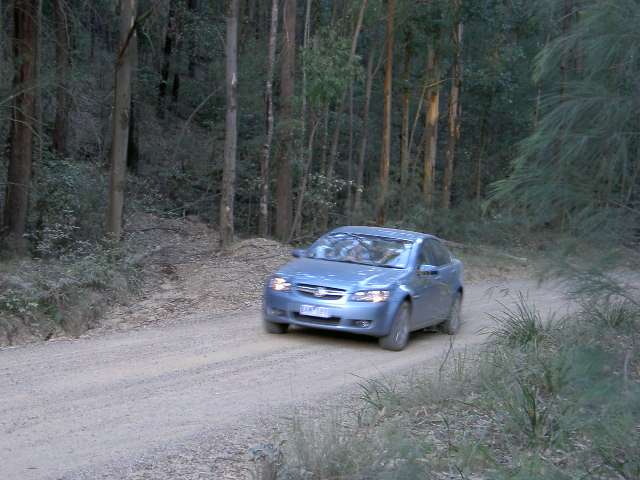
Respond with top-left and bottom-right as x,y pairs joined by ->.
276,258 -> 408,291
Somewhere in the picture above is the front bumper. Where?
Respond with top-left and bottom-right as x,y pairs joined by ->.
262,288 -> 398,337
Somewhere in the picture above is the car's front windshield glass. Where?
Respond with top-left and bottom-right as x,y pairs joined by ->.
305,233 -> 414,269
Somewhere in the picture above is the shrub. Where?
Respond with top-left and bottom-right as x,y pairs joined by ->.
30,153 -> 107,256
483,293 -> 557,348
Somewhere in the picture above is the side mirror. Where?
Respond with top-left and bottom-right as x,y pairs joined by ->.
292,248 -> 306,258
419,264 -> 439,276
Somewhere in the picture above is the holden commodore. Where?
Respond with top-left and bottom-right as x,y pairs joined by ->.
262,226 -> 463,351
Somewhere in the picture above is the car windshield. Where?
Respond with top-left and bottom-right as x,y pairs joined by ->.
305,233 -> 414,269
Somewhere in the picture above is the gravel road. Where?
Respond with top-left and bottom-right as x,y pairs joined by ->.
0,278 -> 568,480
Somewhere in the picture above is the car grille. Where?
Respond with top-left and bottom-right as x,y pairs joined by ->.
295,284 -> 346,300
293,313 -> 341,325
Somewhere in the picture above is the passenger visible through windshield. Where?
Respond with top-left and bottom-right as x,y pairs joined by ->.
306,233 -> 414,269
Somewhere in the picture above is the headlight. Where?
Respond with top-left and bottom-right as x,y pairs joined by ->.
351,290 -> 390,303
269,276 -> 292,292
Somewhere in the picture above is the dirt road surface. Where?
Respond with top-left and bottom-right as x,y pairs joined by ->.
0,279 -> 568,480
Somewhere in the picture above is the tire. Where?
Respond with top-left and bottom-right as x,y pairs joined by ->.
264,320 -> 289,334
379,302 -> 411,351
441,293 -> 462,335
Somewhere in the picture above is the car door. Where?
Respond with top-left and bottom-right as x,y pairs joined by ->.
425,239 -> 455,319
410,241 -> 442,328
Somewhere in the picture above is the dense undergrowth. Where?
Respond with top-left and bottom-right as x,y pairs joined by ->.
0,241 -> 140,346
265,296 -> 640,479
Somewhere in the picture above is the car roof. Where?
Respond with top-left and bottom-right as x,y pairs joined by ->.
330,226 -> 436,242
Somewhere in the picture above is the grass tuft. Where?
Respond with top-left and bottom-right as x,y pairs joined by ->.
483,292 -> 556,348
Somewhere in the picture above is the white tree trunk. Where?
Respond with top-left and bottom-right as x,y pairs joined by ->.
106,0 -> 137,240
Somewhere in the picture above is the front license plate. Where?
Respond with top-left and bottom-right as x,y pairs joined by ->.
300,305 -> 330,318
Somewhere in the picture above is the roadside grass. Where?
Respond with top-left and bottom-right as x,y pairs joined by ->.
262,296 -> 640,479
0,241 -> 140,346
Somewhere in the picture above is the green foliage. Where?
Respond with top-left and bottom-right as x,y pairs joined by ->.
0,239 -> 140,344
397,200 -> 529,247
272,299 -> 640,479
302,26 -> 362,108
484,293 -> 556,348
30,154 -> 108,257
491,0 -> 640,240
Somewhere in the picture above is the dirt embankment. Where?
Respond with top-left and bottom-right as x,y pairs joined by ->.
103,213 -> 293,333
0,213 -> 293,346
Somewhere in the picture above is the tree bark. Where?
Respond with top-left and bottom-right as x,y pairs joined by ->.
2,0 -> 38,253
187,0 -> 198,78
157,0 -> 176,118
127,98 -> 139,173
400,30 -> 412,193
289,117 -> 320,242
321,0 -> 368,230
274,0 -> 296,241
258,0 -> 278,237
441,13 -> 463,210
354,49 -> 377,216
560,0 -> 572,96
423,43 -> 440,208
324,0 -> 368,181
345,81 -> 354,222
106,0 -> 137,240
52,0 -> 70,156
375,0 -> 396,226
219,0 -> 239,249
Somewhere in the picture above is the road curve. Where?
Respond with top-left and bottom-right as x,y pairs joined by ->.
0,279 -> 568,480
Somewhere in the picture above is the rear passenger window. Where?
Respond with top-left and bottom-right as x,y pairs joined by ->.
418,242 -> 435,266
427,240 -> 451,266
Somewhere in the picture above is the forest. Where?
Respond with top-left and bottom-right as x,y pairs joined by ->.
1,0 -> 639,330
0,0 -> 622,247
1,1 -> 640,478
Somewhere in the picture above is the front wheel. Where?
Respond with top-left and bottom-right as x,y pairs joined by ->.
264,320 -> 289,334
379,302 -> 411,351
440,293 -> 462,335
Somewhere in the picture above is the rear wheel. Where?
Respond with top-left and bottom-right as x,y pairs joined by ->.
264,320 -> 289,334
379,302 -> 411,351
440,293 -> 462,335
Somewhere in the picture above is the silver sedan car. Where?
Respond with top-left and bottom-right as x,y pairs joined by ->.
263,226 -> 464,351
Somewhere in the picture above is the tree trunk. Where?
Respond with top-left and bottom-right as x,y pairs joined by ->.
354,49 -> 377,217
400,30 -> 412,194
345,81 -> 354,221
52,0 -> 70,156
187,0 -> 198,78
274,0 -> 296,241
258,0 -> 278,237
35,0 -> 43,168
157,0 -> 176,118
321,0 -> 368,230
219,0 -> 239,249
441,14 -> 463,210
560,0 -> 572,96
423,43 -> 440,208
320,105 -> 329,175
2,0 -> 38,253
473,63 -> 498,203
375,0 -> 396,226
325,0 -> 368,181
127,98 -> 139,174
106,0 -> 137,240
289,117 -> 320,242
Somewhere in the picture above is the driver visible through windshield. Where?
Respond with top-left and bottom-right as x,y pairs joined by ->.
305,233 -> 414,269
